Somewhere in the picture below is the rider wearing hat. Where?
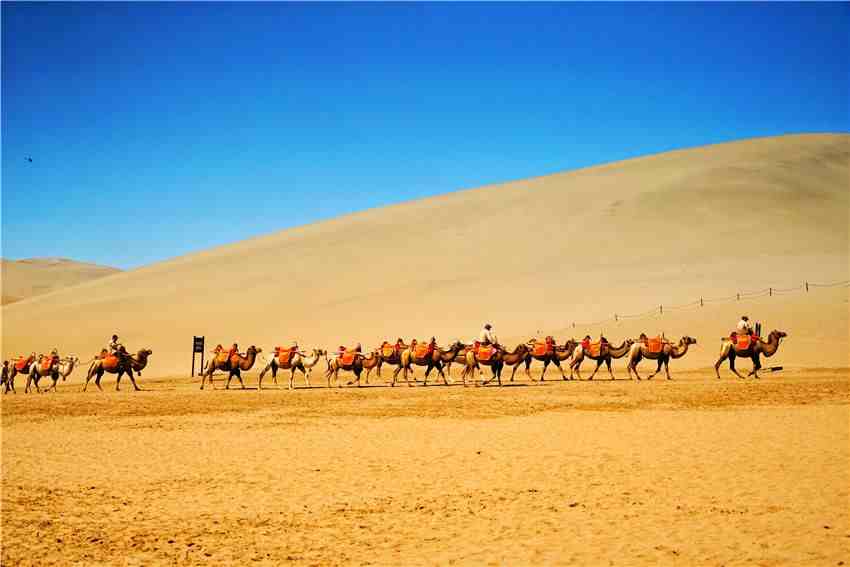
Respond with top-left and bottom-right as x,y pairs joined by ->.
737,315 -> 754,337
478,324 -> 498,347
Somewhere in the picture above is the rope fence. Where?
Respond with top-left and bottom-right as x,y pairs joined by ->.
566,278 -> 849,329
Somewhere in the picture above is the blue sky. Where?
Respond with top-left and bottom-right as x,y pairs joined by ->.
3,2 -> 848,269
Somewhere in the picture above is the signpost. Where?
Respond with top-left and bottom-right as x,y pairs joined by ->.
192,336 -> 205,377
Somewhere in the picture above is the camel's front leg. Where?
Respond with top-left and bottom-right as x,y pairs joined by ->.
647,359 -> 663,380
553,358 -> 567,380
540,360 -> 549,381
304,367 -> 312,388
728,355 -> 745,379
748,355 -> 762,379
127,370 -> 142,391
587,359 -> 603,380
663,359 -> 672,380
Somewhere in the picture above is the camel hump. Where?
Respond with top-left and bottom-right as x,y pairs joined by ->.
532,341 -> 552,357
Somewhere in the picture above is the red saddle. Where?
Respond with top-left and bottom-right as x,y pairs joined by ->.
14,356 -> 31,372
646,337 -> 664,354
476,344 -> 496,361
734,334 -> 758,352
381,343 -> 396,358
39,357 -> 57,373
584,341 -> 602,357
340,351 -> 357,366
532,342 -> 552,357
277,348 -> 295,366
414,343 -> 433,358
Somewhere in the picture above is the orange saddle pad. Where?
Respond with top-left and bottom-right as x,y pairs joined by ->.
340,351 -> 357,365
40,358 -> 54,373
414,344 -> 432,358
585,342 -> 602,357
14,357 -> 29,371
477,345 -> 495,361
646,337 -> 664,354
736,335 -> 752,351
229,354 -> 242,367
101,355 -> 120,371
277,350 -> 294,366
533,342 -> 551,357
214,353 -> 229,365
382,345 -> 396,358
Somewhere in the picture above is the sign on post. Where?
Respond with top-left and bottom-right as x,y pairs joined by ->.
191,336 -> 205,377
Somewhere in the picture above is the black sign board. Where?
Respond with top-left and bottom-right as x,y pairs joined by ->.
191,336 -> 205,377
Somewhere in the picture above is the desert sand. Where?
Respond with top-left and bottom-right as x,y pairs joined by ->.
2,369 -> 848,565
0,257 -> 120,305
1,134 -> 848,374
2,134 -> 849,565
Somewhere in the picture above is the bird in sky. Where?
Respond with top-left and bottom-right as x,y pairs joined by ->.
25,156 -> 33,163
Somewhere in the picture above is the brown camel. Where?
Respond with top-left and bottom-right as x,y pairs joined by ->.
463,343 -> 532,382
569,339 -> 634,380
258,348 -> 325,390
626,336 -> 697,380
348,350 -> 382,386
84,349 -> 153,391
369,341 -> 410,381
393,341 -> 465,387
460,344 -> 505,386
201,346 -> 260,390
326,350 -> 364,387
5,353 -> 36,393
26,355 -> 80,393
519,338 -> 577,381
714,330 -> 786,379
442,342 -> 471,378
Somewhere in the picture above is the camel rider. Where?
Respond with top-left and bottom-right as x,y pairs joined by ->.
478,324 -> 499,347
581,335 -> 592,351
736,315 -> 754,337
2,361 -> 9,386
109,334 -> 131,363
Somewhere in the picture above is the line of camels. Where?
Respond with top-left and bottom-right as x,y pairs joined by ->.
2,330 -> 787,394
194,330 -> 786,391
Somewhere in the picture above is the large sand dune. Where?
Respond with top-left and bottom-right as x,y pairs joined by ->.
2,134 -> 847,375
0,257 -> 120,305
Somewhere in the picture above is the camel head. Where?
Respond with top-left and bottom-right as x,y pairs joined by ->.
137,349 -> 153,357
682,336 -> 697,346
770,330 -> 788,340
246,345 -> 261,355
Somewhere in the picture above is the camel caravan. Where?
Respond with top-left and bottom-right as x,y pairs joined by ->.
1,316 -> 788,394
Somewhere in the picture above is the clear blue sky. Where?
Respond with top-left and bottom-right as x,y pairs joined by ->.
2,2 -> 848,269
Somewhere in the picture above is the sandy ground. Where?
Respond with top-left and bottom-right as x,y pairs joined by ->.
2,367 -> 848,565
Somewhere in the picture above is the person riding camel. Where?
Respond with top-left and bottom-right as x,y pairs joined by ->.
108,334 -> 131,363
478,324 -> 499,347
581,335 -> 592,351
736,315 -> 754,337
1,361 -> 9,387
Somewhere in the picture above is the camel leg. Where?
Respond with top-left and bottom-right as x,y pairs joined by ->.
94,369 -> 104,391
235,369 -> 245,389
553,358 -> 567,380
391,366 -> 402,387
587,359 -> 602,380
646,359 -> 661,380
304,367 -> 312,388
540,360 -> 548,381
510,363 -> 520,382
714,353 -> 728,379
748,355 -> 762,379
404,365 -> 414,387
272,363 -> 279,386
439,363 -> 451,386
728,354 -> 745,379
664,359 -> 672,380
606,358 -> 615,380
127,369 -> 142,391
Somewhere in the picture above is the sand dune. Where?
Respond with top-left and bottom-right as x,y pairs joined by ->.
1,134 -> 847,375
1,257 -> 120,305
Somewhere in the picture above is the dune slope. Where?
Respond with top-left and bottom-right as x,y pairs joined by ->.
1,134 -> 847,374
1,258 -> 120,305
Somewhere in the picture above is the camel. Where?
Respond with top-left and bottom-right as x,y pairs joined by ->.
258,348 -> 325,390
348,350 -> 382,387
26,355 -> 80,393
201,346 -> 261,390
519,338 -> 577,381
393,341 -> 465,387
441,342 -> 470,378
369,341 -> 409,381
325,350 -> 364,387
461,343 -> 533,382
460,344 -> 505,386
569,339 -> 634,380
626,336 -> 697,380
714,330 -> 787,379
84,349 -> 153,391
5,353 -> 36,393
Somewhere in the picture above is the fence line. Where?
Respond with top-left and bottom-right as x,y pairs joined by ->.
565,278 -> 849,329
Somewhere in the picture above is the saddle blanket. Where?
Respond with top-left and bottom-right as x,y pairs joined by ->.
646,337 -> 664,354
477,345 -> 496,361
533,342 -> 551,357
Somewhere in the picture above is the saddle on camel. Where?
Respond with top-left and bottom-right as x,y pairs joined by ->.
730,332 -> 759,353
274,345 -> 299,366
39,352 -> 59,373
532,336 -> 556,357
98,348 -> 125,371
14,354 -> 34,372
581,336 -> 607,358
640,335 -> 666,355
474,342 -> 498,361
